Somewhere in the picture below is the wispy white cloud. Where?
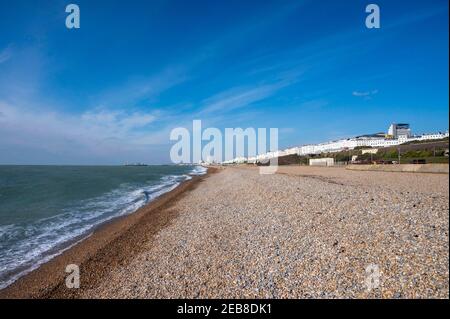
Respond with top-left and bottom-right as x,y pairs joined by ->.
94,66 -> 189,109
81,108 -> 156,134
200,84 -> 281,114
0,46 -> 12,64
0,101 -> 166,163
352,89 -> 379,98
197,67 -> 302,116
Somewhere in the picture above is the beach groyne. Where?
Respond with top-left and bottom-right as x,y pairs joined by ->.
346,163 -> 449,174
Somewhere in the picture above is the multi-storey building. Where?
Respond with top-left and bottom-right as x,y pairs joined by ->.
226,123 -> 449,164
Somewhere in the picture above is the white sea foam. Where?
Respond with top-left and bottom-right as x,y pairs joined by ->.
0,170 -> 194,290
190,166 -> 207,176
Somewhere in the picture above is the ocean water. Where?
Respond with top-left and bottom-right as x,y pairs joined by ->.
0,165 -> 206,289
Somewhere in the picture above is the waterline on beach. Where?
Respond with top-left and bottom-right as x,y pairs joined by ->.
0,165 -> 206,289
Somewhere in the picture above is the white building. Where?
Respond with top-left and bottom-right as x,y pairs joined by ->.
222,124 -> 448,164
416,132 -> 449,141
361,148 -> 379,155
309,158 -> 334,166
388,123 -> 411,138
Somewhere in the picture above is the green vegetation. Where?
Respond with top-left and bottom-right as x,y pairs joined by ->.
402,137 -> 449,145
309,145 -> 446,164
267,139 -> 449,166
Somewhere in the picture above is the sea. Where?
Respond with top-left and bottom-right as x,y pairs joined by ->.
0,165 -> 206,289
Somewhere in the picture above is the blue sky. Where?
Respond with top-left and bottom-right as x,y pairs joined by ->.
0,0 -> 448,164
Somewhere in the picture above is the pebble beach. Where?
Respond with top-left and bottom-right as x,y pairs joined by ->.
1,166 -> 448,298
